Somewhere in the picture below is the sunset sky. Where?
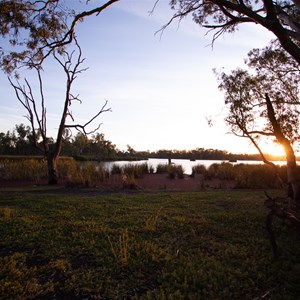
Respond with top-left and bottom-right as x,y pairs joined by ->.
0,0 -> 279,154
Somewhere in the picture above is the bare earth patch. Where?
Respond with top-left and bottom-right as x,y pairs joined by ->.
136,174 -> 236,191
0,174 -> 237,191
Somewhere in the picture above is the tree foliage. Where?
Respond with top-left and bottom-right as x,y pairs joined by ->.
217,42 -> 300,207
0,0 -> 119,73
217,42 -> 300,148
165,0 -> 300,63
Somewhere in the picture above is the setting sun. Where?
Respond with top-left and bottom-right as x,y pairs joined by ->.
264,143 -> 286,158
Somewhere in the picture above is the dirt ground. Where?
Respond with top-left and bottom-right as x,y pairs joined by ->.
0,174 -> 236,191
136,174 -> 236,191
0,174 -> 239,191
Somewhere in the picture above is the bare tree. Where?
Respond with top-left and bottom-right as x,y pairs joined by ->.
8,37 -> 111,184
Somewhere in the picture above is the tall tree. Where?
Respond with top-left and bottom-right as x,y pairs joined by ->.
216,42 -> 300,206
0,0 -> 119,73
164,0 -> 300,64
9,38 -> 111,184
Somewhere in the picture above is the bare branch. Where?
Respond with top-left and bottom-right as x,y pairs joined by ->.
155,3 -> 202,37
149,0 -> 160,16
8,76 -> 44,153
65,100 -> 112,135
245,130 -> 275,136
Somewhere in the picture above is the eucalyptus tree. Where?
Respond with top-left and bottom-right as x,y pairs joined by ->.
0,0 -> 119,73
9,38 -> 111,184
216,42 -> 300,206
164,0 -> 300,64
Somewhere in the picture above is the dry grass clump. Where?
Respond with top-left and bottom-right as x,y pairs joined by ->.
65,162 -> 109,188
192,162 -> 283,189
156,163 -> 185,179
0,158 -> 47,182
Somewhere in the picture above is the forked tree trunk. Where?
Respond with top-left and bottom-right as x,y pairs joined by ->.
47,153 -> 58,185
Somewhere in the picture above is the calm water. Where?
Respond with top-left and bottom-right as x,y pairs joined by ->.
102,158 -> 287,175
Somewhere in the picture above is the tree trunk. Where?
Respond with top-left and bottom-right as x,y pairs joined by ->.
286,156 -> 300,207
47,153 -> 58,185
265,94 -> 300,208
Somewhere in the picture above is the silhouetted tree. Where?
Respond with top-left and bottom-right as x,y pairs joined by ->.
9,38 -> 111,184
217,42 -> 300,206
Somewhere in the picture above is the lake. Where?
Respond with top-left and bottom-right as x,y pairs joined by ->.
101,158 -> 287,175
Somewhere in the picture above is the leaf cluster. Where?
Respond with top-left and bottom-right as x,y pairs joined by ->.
0,0 -> 69,73
217,42 -> 300,146
0,0 -> 119,73
167,0 -> 300,63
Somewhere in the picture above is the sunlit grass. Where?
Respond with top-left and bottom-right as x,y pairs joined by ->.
0,189 -> 299,299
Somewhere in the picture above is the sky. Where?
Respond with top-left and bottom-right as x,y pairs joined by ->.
0,0 -> 281,155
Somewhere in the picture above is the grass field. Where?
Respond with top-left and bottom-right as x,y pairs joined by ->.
0,188 -> 299,299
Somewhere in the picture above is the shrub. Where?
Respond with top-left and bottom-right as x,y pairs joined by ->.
176,165 -> 185,179
165,164 -> 185,179
122,173 -> 138,189
0,158 -> 47,181
191,164 -> 207,177
138,163 -> 149,175
166,164 -> 176,179
66,162 -> 107,188
206,162 -> 236,180
206,163 -> 219,180
123,163 -> 148,179
57,157 -> 78,179
234,164 -> 281,188
216,162 -> 236,180
149,165 -> 155,174
156,164 -> 168,174
111,164 -> 122,175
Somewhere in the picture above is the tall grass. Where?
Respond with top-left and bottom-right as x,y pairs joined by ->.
192,162 -> 285,188
0,158 -> 47,181
0,157 -> 288,189
191,164 -> 206,177
122,163 -> 148,178
65,162 -> 108,188
156,163 -> 169,174
156,163 -> 185,179
206,162 -> 236,180
234,163 -> 281,188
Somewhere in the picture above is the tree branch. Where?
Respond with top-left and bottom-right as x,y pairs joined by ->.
41,0 -> 119,61
8,76 -> 44,153
65,100 -> 112,135
234,116 -> 285,187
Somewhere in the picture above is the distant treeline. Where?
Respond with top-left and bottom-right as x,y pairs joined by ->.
148,149 -> 267,161
0,124 -> 285,162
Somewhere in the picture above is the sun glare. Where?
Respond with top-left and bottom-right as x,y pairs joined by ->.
266,144 -> 286,158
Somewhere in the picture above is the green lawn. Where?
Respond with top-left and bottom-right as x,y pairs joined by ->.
0,189 -> 299,299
